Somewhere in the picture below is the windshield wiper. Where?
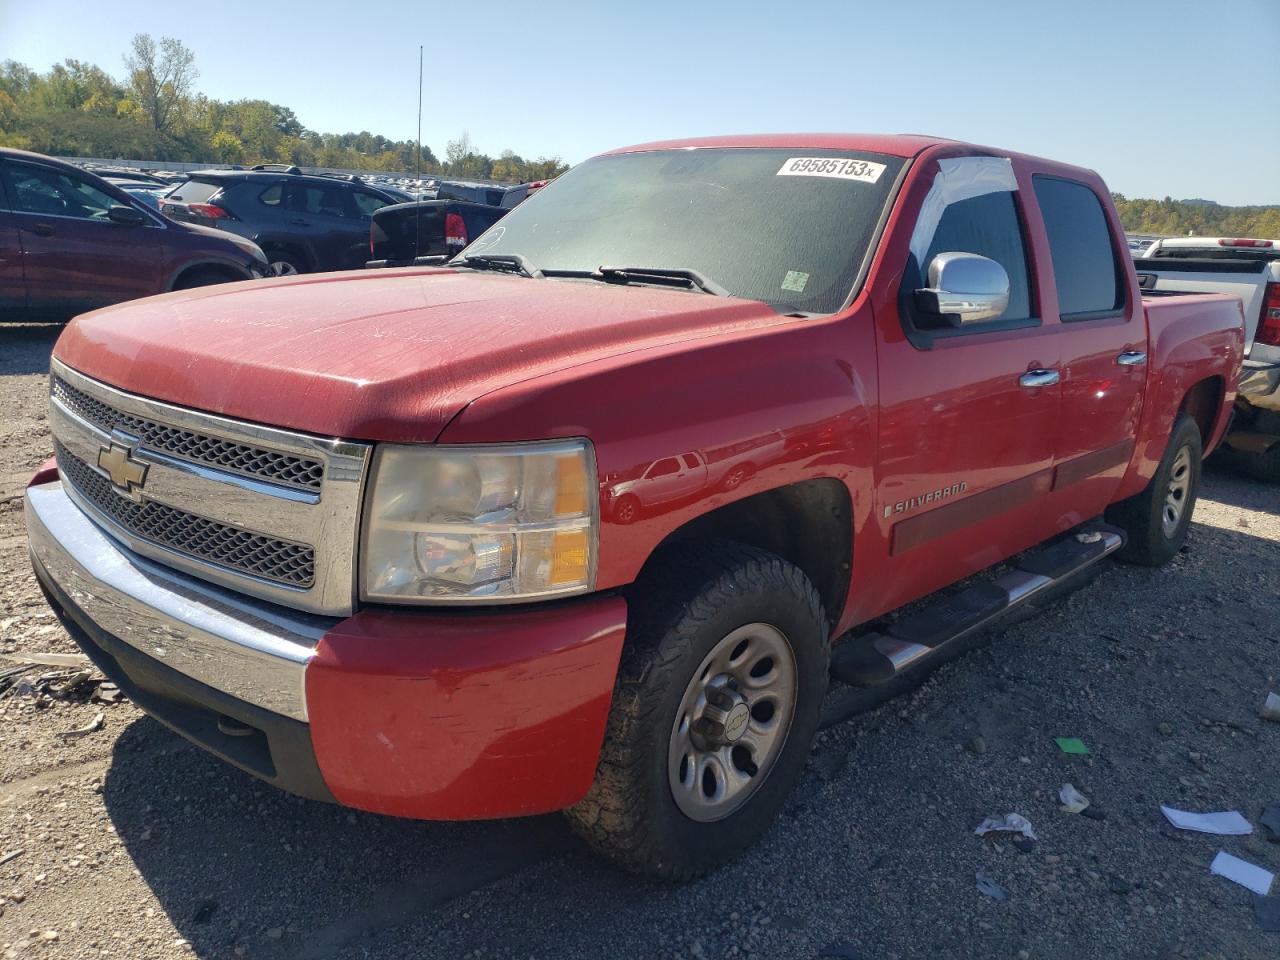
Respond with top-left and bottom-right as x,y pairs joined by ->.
593,266 -> 729,297
456,254 -> 543,278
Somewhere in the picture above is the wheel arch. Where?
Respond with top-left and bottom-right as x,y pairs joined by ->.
630,478 -> 853,633
1178,375 -> 1226,451
165,259 -> 252,292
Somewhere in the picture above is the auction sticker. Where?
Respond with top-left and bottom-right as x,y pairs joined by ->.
776,157 -> 885,183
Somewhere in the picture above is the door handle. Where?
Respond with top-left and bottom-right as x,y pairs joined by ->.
1116,350 -> 1147,366
30,223 -> 55,238
1019,369 -> 1060,388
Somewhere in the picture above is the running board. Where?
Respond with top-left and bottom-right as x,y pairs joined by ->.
829,523 -> 1125,687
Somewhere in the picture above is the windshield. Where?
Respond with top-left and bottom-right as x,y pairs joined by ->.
459,147 -> 906,314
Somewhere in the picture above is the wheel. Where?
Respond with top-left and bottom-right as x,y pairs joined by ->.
721,465 -> 751,491
566,541 -> 828,879
1106,413 -> 1202,566
612,494 -> 641,524
265,252 -> 305,277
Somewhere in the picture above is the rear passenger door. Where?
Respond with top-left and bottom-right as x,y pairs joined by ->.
284,182 -> 363,271
1032,175 -> 1145,516
873,156 -> 1063,612
0,172 -> 26,313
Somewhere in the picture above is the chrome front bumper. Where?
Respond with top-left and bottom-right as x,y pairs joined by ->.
25,480 -> 335,721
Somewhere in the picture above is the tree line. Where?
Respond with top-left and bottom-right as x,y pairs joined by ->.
0,35 -> 568,183
1113,194 -> 1280,239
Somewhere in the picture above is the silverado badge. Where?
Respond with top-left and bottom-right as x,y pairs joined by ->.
98,443 -> 149,502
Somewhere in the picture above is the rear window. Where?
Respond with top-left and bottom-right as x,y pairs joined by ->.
1033,176 -> 1124,319
165,179 -> 222,204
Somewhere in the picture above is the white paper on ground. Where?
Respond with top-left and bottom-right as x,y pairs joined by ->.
1160,805 -> 1253,835
1210,851 -> 1274,896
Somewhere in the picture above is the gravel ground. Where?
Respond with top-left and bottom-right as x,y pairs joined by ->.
0,320 -> 1277,960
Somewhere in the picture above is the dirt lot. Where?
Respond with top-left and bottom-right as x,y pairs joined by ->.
1,321 -> 1277,960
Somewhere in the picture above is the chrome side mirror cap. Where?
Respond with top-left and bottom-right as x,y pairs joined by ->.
914,252 -> 1010,326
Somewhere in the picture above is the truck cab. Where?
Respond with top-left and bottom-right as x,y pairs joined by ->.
25,134 -> 1243,880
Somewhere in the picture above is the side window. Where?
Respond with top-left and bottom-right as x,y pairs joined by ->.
286,184 -> 352,218
1033,176 -> 1124,320
919,190 -> 1033,323
681,454 -> 701,469
647,458 -> 680,479
353,191 -> 390,217
259,182 -> 284,207
6,162 -> 117,220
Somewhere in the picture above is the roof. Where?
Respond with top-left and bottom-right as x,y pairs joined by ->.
602,133 -> 954,159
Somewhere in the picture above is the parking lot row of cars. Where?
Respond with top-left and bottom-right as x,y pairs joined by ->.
0,149 -> 543,316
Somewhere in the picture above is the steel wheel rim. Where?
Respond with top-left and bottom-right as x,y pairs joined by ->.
1162,445 -> 1192,537
667,622 -> 798,822
268,260 -> 298,277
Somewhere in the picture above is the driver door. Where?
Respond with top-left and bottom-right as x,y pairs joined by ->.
0,158 -> 164,314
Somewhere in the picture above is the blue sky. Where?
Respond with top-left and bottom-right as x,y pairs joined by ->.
4,0 -> 1278,204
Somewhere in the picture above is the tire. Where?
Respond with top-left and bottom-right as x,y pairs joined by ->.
612,494 -> 641,524
566,541 -> 829,879
1106,413 -> 1202,566
721,465 -> 751,492
265,251 -> 306,277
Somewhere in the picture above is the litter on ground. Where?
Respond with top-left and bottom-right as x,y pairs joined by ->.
1210,851 -> 1274,896
1059,783 -> 1090,814
974,813 -> 1037,841
1161,805 -> 1253,836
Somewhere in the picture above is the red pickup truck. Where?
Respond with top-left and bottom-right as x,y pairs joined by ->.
25,134 -> 1243,879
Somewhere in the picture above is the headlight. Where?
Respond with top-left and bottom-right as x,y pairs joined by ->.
361,439 -> 597,604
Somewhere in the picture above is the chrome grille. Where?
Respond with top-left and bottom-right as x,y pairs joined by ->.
52,377 -> 324,492
56,441 -> 316,588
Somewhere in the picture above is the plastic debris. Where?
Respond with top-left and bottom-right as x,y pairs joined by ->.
1054,737 -> 1090,755
1161,805 -> 1253,836
1260,804 -> 1280,842
1059,783 -> 1090,814
975,813 -> 1038,841
1210,851 -> 1274,896
975,874 -> 1009,901
1255,895 -> 1280,932
0,849 -> 23,866
0,651 -> 91,668
56,712 -> 105,739
1262,692 -> 1280,722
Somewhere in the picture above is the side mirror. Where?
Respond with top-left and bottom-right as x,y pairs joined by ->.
107,204 -> 147,227
914,252 -> 1010,326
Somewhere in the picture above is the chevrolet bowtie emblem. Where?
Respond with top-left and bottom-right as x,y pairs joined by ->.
97,443 -> 149,501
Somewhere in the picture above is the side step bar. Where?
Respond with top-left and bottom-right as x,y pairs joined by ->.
829,522 -> 1125,687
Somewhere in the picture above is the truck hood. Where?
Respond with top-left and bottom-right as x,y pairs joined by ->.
54,268 -> 788,442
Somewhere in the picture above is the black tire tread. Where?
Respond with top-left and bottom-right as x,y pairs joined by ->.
566,540 -> 826,880
1107,413 -> 1202,566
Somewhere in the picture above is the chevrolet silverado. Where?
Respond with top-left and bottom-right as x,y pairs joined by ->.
25,134 -> 1244,879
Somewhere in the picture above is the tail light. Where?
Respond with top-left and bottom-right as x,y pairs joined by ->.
187,203 -> 231,220
1218,238 -> 1274,248
1258,282 -> 1280,346
445,212 -> 467,249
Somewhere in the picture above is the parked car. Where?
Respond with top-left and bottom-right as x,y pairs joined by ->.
366,197 -> 513,264
26,134 -> 1243,880
435,179 -> 541,208
0,148 -> 267,318
159,165 -> 402,275
1136,237 -> 1280,480
103,178 -> 169,210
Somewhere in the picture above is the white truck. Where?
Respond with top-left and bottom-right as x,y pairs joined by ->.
1136,237 -> 1280,481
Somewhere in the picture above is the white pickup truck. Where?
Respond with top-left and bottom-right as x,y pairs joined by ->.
1136,237 -> 1280,481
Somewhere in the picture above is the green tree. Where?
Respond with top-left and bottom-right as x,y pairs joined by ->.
124,34 -> 197,135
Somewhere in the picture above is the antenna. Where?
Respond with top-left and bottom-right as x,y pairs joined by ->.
414,43 -> 423,259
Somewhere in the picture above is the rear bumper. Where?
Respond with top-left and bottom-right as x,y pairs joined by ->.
25,479 -> 628,819
1239,359 -> 1280,410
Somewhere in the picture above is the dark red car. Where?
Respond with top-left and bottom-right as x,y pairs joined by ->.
0,148 -> 267,319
